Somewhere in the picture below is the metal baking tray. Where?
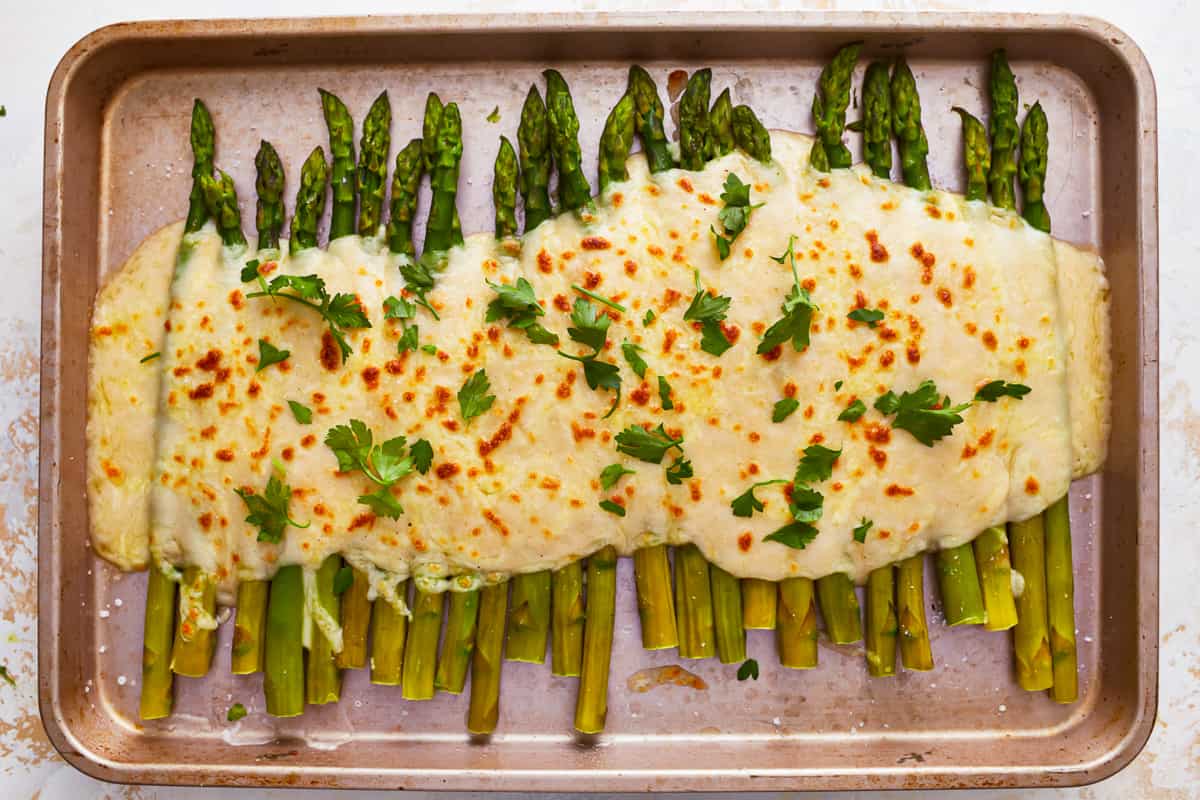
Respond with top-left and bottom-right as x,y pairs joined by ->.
38,11 -> 1159,791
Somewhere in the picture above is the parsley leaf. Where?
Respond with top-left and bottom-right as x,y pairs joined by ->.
684,271 -> 734,357
359,487 -> 404,519
240,259 -> 261,283
458,369 -> 496,424
737,658 -> 760,681
324,420 -> 420,519
384,295 -> 416,320
399,252 -> 444,320
486,277 -> 560,346
0,665 -> 15,687
227,703 -> 248,722
235,474 -> 309,544
834,379 -> 843,390
788,485 -> 824,523
487,106 -> 501,123
600,463 -> 636,490
559,351 -> 622,417
853,517 -> 873,543
397,324 -> 420,353
599,499 -> 626,517
772,397 -> 800,422
420,343 -> 438,355
244,273 -> 370,365
793,444 -> 841,485
615,423 -> 683,464
838,398 -> 866,422
665,456 -> 693,485
974,380 -> 1032,402
410,439 -> 434,474
847,307 -> 884,328
287,400 -> 313,424
140,352 -> 161,363
758,236 -> 819,355
710,173 -> 761,260
643,309 -> 656,326
333,565 -> 354,596
567,298 -> 611,352
658,376 -> 674,410
764,520 -> 819,550
874,380 -> 971,446
621,340 -> 648,379
572,283 -> 627,313
256,339 -> 290,372
731,479 -> 788,518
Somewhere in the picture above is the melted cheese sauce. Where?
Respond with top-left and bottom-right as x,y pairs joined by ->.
88,132 -> 1110,601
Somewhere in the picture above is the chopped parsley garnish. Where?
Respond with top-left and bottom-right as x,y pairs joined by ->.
244,273 -> 370,364
772,397 -> 800,422
385,295 -> 422,353
486,277 -> 559,345
571,283 -> 626,313
559,353 -> 621,417
287,400 -> 313,424
399,252 -> 445,320
398,326 -> 420,353
874,380 -> 971,447
420,343 -> 438,355
559,299 -> 621,417
665,456 -> 693,485
235,474 -> 309,544
974,380 -> 1032,402
731,479 -> 788,518
764,520 -> 819,550
410,439 -> 434,474
736,658 -> 760,681
847,307 -> 884,328
599,499 -> 626,517
710,173 -> 762,260
658,376 -> 674,410
755,444 -> 840,551
227,703 -> 248,722
758,236 -> 819,355
486,106 -> 501,123
256,339 -> 290,372
793,443 -> 841,485
600,463 -> 636,490
838,398 -> 866,422
0,665 -> 14,687
0,107 -> 6,118
333,565 -> 354,596
139,352 -> 161,363
458,369 -> 496,425
324,419 -> 423,519
834,379 -> 844,390
853,518 -> 873,543
621,340 -> 648,379
643,309 -> 656,326
683,271 -> 734,356
240,259 -> 262,284
615,423 -> 683,464
788,485 -> 825,522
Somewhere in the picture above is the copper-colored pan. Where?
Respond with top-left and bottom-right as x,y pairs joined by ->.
38,12 -> 1158,790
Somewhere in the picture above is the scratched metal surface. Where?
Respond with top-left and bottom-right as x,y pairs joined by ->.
36,9 -> 1157,793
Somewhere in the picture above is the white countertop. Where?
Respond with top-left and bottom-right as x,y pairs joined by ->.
0,0 -> 1190,796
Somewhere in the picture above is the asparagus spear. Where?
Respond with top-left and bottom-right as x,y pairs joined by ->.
574,547 -> 617,734
435,588 -> 481,694
632,544 -> 678,649
741,578 -> 777,630
139,567 -> 178,719
707,88 -> 735,160
199,169 -> 247,248
627,66 -> 674,173
816,572 -> 862,644
674,544 -> 715,659
319,89 -> 356,239
678,69 -> 712,171
231,580 -> 269,675
170,566 -> 216,677
810,42 -> 861,171
936,544 -> 987,625
356,91 -> 391,237
987,50 -> 1020,211
551,561 -> 585,677
860,61 -> 894,179
543,70 -> 592,212
710,564 -> 746,664
1010,516 -> 1053,690
731,104 -> 772,163
1020,101 -> 1051,233
263,565 -> 305,717
506,570 -> 551,663
467,582 -> 508,735
386,138 -> 424,257
421,92 -> 443,174
289,146 -> 329,255
952,107 -> 991,202
493,136 -> 520,240
369,579 -> 408,686
424,102 -> 463,253
896,554 -> 933,670
975,526 -> 1018,631
777,577 -> 818,668
306,555 -> 342,705
517,86 -> 554,231
183,99 -> 214,234
254,141 -> 285,251
1044,497 -> 1077,703
402,588 -> 445,700
865,566 -> 898,677
890,58 -> 932,191
597,93 -> 636,193
334,567 -> 371,670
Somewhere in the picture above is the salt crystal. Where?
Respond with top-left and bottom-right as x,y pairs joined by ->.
98,645 -> 106,654
998,704 -> 1007,712
117,675 -> 127,686
114,598 -> 123,607
99,610 -> 110,619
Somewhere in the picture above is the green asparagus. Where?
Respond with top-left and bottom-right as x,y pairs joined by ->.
402,588 -> 445,700
199,169 -> 247,248
518,86 -> 554,231
987,50 -> 1020,210
865,566 -> 898,677
707,88 -> 735,160
890,58 -> 932,190
184,99 -> 215,234
628,66 -> 674,173
368,579 -> 408,686
139,568 -> 178,719
507,570 -> 551,663
435,588 -> 481,694
777,577 -> 818,668
674,544 -> 715,659
679,69 -> 712,171
543,69 -> 592,212
289,146 -> 329,255
811,42 -> 861,171
860,61 -> 893,179
305,555 -> 342,705
356,91 -> 391,237
386,138 -> 424,257
424,102 -> 464,253
597,93 -> 636,193
952,107 -> 991,201
319,89 -> 356,239
633,544 -> 678,649
936,543 -> 987,626
231,579 -> 268,675
254,140 -> 285,250
1019,101 -> 1051,232
263,565 -> 305,717
551,561 -> 585,677
467,582 -> 508,734
574,547 -> 617,734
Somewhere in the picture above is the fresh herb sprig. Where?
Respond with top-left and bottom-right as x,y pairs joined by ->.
235,474 -> 309,544
874,380 -> 971,447
758,236 -> 819,355
683,271 -> 734,356
486,277 -> 559,345
324,419 -> 427,518
711,173 -> 762,259
558,298 -> 622,417
243,269 -> 370,364
400,252 -> 445,320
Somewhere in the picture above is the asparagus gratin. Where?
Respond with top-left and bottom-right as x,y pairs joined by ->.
87,49 -> 1110,733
